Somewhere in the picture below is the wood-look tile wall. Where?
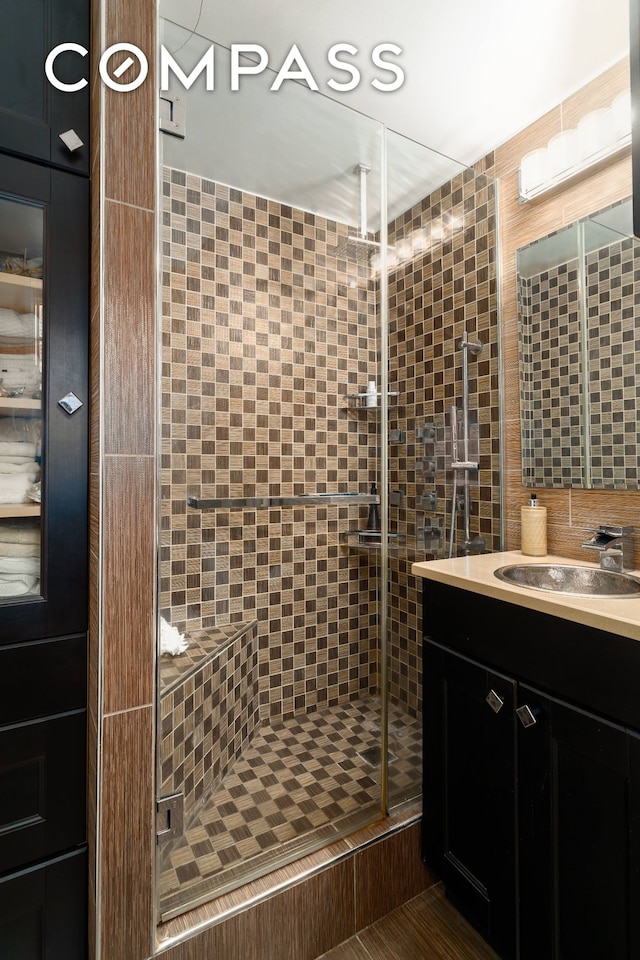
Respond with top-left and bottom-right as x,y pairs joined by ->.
90,0 -> 157,958
494,57 -> 640,561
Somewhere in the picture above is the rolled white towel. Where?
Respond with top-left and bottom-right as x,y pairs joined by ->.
0,573 -> 38,597
160,617 -> 188,656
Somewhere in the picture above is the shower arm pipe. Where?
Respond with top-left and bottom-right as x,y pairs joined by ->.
187,493 -> 380,510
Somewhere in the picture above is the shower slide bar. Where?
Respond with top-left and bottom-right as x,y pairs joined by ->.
187,492 -> 380,511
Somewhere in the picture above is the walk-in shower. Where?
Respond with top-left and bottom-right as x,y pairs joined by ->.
155,12 -> 499,923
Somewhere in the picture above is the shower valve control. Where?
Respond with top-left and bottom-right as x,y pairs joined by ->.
417,423 -> 436,442
419,491 -> 438,512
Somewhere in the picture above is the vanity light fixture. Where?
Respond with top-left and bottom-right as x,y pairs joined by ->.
518,91 -> 631,203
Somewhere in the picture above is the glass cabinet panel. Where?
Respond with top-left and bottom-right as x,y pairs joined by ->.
0,152 -> 88,644
0,196 -> 43,601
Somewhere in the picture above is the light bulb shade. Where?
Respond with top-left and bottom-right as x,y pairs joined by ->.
547,130 -> 578,178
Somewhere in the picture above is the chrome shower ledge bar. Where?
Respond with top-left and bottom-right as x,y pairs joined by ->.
187,492 -> 380,510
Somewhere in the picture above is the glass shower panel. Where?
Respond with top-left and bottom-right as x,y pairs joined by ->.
157,18 -> 389,919
383,129 -> 498,807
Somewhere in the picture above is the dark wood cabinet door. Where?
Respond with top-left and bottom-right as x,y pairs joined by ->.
423,640 -> 518,960
0,709 -> 86,875
0,152 -> 88,644
0,0 -> 89,173
0,848 -> 86,959
518,684 -> 640,960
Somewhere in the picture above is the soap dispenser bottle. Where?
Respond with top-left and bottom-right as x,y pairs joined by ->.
366,483 -> 381,533
521,492 -> 547,557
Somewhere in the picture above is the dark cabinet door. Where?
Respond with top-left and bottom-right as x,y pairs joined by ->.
0,848 -> 86,959
0,152 -> 88,644
423,640 -> 518,960
0,0 -> 89,173
0,710 -> 86,876
518,684 -> 640,960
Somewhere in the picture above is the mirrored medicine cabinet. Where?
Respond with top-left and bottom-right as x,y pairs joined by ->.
517,197 -> 640,490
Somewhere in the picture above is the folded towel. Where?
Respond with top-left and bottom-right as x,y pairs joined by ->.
0,556 -> 39,575
0,461 -> 40,475
0,312 -> 37,338
0,308 -> 20,326
0,441 -> 38,458
0,472 -> 39,502
0,523 -> 40,545
0,573 -> 38,597
0,540 -> 39,557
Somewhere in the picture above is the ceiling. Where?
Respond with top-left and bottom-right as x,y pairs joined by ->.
160,0 -> 631,226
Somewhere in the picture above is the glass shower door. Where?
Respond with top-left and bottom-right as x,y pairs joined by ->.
156,19 -> 390,919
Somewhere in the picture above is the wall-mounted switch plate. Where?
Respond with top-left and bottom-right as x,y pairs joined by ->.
389,429 -> 406,444
160,93 -> 186,138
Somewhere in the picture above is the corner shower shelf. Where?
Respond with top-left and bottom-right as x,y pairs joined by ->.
344,530 -> 404,551
344,391 -> 400,410
187,492 -> 380,511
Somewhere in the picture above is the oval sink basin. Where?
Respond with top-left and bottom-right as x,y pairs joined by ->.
494,564 -> 640,598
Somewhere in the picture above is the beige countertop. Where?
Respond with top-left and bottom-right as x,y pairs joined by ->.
411,551 -> 640,642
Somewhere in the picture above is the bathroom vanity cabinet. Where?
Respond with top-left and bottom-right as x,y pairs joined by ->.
422,579 -> 640,960
0,149 -> 89,953
0,0 -> 90,174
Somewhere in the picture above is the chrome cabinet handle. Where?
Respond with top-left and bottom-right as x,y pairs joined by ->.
516,704 -> 538,728
486,689 -> 504,714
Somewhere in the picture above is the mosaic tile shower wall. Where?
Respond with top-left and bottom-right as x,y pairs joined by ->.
385,166 -> 500,716
160,621 -> 260,821
161,167 -> 381,721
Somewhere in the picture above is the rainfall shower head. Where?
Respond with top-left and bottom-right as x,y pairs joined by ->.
329,163 -> 381,262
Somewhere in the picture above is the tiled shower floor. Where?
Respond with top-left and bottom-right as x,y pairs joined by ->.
158,696 -> 422,920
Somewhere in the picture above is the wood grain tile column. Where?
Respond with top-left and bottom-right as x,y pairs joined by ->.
90,0 -> 157,958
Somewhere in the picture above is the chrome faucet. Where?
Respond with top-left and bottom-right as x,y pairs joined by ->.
581,525 -> 635,573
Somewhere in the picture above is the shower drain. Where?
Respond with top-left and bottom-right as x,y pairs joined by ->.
357,745 -> 396,767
